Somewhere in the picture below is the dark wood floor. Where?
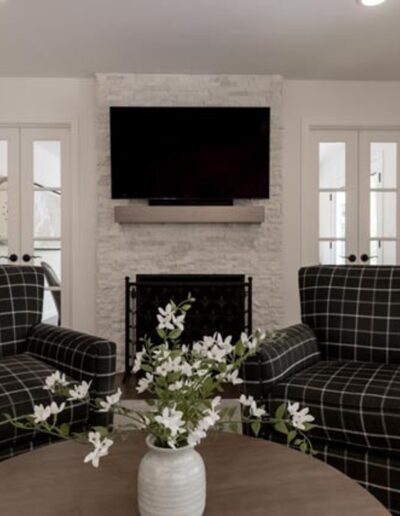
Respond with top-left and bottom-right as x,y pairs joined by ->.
116,373 -> 240,400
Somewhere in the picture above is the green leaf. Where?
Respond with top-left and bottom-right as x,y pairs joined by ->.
157,328 -> 166,339
181,304 -> 192,311
235,340 -> 245,356
251,420 -> 261,436
302,423 -> 316,431
59,423 -> 70,437
227,406 -> 236,419
92,426 -> 109,438
274,421 -> 288,435
274,403 -> 286,421
299,441 -> 307,453
169,328 -> 182,340
229,422 -> 238,433
287,430 -> 297,444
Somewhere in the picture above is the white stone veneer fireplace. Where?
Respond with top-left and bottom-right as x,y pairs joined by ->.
96,73 -> 283,368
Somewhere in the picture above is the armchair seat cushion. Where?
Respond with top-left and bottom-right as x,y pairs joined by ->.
268,360 -> 400,454
0,352 -> 88,450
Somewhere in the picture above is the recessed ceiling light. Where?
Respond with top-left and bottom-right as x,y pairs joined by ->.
358,0 -> 386,6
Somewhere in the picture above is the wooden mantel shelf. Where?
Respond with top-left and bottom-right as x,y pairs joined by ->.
114,205 -> 265,224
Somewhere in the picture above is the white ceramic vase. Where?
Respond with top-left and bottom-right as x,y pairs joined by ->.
138,435 -> 206,516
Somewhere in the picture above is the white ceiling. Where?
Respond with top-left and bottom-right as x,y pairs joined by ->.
1,0 -> 400,79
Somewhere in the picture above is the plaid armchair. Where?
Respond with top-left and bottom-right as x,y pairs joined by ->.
0,265 -> 116,460
243,266 -> 400,515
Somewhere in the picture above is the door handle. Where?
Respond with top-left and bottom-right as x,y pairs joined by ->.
360,254 -> 378,263
342,254 -> 357,263
0,254 -> 18,262
22,254 -> 42,263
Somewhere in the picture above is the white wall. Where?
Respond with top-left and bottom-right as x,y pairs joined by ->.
3,77 -> 400,341
0,78 -> 97,333
283,80 -> 400,325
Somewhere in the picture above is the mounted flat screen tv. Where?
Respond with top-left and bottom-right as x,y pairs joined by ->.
110,106 -> 270,201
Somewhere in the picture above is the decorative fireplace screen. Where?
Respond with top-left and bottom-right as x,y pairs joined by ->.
124,274 -> 253,378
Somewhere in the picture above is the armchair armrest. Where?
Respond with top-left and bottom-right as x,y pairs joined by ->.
241,323 -> 320,402
26,324 -> 117,426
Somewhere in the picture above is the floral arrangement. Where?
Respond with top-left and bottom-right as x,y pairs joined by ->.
5,296 -> 314,467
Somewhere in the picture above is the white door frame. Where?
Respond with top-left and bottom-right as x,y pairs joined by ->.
0,118 -> 79,329
301,119 -> 400,266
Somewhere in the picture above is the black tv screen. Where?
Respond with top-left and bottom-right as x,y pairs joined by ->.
110,106 -> 270,200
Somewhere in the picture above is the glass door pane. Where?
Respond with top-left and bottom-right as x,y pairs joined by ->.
0,130 -> 19,264
318,141 -> 349,264
0,141 -> 8,260
359,132 -> 400,266
21,129 -> 69,326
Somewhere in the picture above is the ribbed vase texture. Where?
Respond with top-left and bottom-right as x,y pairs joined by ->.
138,436 -> 206,516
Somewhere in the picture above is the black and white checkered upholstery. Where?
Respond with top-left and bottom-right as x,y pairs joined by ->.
300,265 -> 400,362
0,352 -> 88,460
27,324 -> 116,426
267,360 -> 400,453
243,266 -> 400,515
0,266 -> 44,358
0,265 -> 117,459
241,323 -> 320,401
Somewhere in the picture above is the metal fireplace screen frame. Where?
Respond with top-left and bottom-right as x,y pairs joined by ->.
125,274 -> 253,377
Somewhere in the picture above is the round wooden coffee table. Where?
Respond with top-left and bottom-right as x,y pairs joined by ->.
0,432 -> 389,515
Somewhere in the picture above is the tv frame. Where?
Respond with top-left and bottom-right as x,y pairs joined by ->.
110,106 -> 270,204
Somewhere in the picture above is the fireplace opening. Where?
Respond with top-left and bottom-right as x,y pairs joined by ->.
124,274 -> 252,378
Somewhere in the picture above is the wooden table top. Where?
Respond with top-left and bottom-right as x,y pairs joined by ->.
0,432 -> 389,516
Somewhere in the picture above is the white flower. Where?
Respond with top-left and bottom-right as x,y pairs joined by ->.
211,396 -> 221,410
172,313 -> 186,331
43,371 -> 69,392
137,373 -> 154,394
287,401 -> 300,416
188,426 -> 207,447
157,304 -> 175,330
215,333 -> 233,353
155,362 -> 170,377
168,381 -> 183,391
84,432 -> 114,468
32,404 -> 52,423
68,380 -> 91,401
239,394 -> 266,418
240,332 -> 258,351
250,403 -> 266,418
49,401 -> 66,415
154,406 -> 185,438
179,361 -> 193,377
98,388 -> 122,412
288,402 -> 314,431
225,369 -> 243,385
155,356 -> 182,377
207,345 -> 227,362
133,351 -> 144,373
239,394 -> 255,407
255,329 -> 266,342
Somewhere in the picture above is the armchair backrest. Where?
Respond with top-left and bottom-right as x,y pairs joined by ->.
299,265 -> 400,363
0,266 -> 44,357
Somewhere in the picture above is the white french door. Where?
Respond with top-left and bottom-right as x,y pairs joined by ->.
303,129 -> 400,266
0,127 -> 71,325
